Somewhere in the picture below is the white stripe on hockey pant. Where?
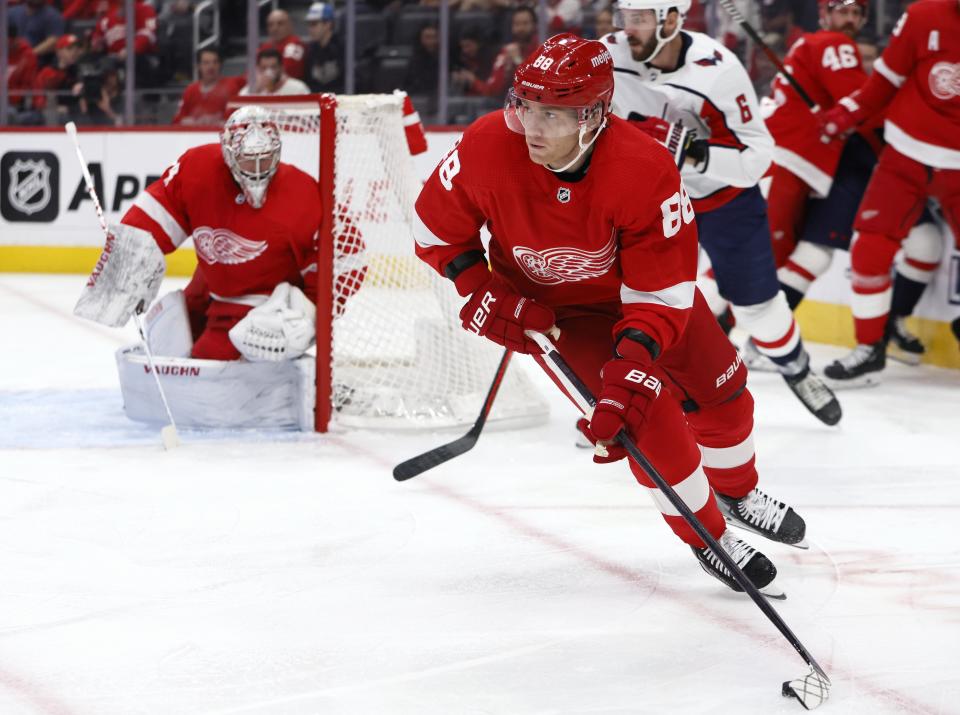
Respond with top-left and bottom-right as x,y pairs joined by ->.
133,193 -> 188,248
777,265 -> 813,294
874,57 -> 906,88
620,281 -> 695,309
209,292 -> 269,307
412,210 -> 450,249
644,463 -> 712,517
731,293 -> 801,358
851,287 -> 893,320
772,147 -> 832,198
700,431 -> 755,470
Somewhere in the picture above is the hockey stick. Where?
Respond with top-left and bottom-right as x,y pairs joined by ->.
716,0 -> 820,112
527,330 -> 831,710
65,121 -> 180,450
393,348 -> 513,481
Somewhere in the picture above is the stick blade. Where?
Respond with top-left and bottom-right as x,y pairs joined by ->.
160,424 -> 180,450
393,435 -> 478,481
782,668 -> 831,710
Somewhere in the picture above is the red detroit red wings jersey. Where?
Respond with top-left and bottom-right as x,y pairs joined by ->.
415,112 -> 700,359
121,143 -> 320,301
874,0 -> 960,167
766,31 -> 867,196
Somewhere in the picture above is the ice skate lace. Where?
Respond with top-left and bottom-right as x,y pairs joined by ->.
738,489 -> 787,532
792,372 -> 835,411
836,343 -> 876,369
704,531 -> 755,575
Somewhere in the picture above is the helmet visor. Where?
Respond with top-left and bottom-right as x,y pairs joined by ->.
504,90 -> 603,139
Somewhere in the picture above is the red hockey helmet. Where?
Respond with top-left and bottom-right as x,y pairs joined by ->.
506,33 -> 614,138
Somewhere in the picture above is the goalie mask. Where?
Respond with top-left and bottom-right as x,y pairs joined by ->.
221,106 -> 282,209
615,0 -> 692,63
506,33 -> 614,172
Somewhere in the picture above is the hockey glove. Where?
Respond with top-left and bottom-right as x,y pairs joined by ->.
627,113 -> 692,169
588,359 -> 663,462
818,95 -> 863,143
576,417 -> 627,464
451,257 -> 555,355
228,282 -> 316,361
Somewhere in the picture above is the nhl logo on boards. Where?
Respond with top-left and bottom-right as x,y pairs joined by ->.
1,152 -> 59,222
556,187 -> 571,204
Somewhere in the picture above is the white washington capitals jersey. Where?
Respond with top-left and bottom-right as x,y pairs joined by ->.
602,31 -> 774,211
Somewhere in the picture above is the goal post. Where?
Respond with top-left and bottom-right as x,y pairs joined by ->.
228,92 -> 549,433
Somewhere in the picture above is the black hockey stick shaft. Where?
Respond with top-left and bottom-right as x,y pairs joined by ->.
716,0 -> 820,111
527,331 -> 830,685
393,348 -> 513,481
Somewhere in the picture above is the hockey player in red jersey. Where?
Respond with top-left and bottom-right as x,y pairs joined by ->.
819,0 -> 960,383
764,0 -> 944,367
415,34 -> 812,598
602,0 -> 841,427
765,0 -> 870,267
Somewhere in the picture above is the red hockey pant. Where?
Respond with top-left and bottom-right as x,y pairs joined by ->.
852,147 -> 960,343
766,163 -> 811,268
532,292 -> 757,548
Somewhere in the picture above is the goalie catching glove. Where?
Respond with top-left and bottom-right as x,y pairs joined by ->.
74,223 -> 166,328
228,282 -> 316,361
448,252 -> 555,355
587,358 -> 663,463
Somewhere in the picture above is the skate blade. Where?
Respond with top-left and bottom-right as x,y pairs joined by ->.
824,373 -> 881,390
760,581 -> 786,600
887,345 -> 922,366
721,516 -> 810,550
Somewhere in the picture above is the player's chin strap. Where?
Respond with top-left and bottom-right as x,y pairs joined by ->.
547,117 -> 608,174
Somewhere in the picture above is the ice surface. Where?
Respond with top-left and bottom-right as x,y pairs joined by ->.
1,274 -> 959,715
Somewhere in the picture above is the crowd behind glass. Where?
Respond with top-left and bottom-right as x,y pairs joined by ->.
1,0 -> 907,127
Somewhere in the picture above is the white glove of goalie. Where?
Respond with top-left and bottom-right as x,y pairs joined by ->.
228,282 -> 317,361
74,223 -> 166,327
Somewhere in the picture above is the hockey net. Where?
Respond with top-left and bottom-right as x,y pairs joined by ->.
229,93 -> 549,432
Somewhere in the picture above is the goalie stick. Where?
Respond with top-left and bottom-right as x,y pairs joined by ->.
716,0 -> 820,112
65,121 -> 180,450
393,348 -> 513,481
526,330 -> 831,711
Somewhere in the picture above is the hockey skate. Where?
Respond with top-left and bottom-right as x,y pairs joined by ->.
823,341 -> 885,388
692,529 -> 784,600
715,488 -> 808,548
886,317 -> 924,366
783,367 -> 842,425
740,338 -> 778,373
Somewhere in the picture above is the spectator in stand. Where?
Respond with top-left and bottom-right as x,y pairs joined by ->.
240,47 -> 310,96
458,6 -> 538,98
260,9 -> 306,81
547,0 -> 582,34
304,2 -> 344,94
403,23 -> 440,99
593,6 -> 615,39
158,0 -> 196,82
74,61 -> 121,125
63,0 -> 111,21
34,34 -> 83,119
857,37 -> 878,75
90,0 -> 160,85
6,26 -> 40,122
451,29 -> 494,95
172,47 -> 244,125
9,0 -> 64,64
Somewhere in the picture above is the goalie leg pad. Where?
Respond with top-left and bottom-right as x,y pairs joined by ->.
74,223 -> 166,328
116,347 -> 316,430
144,290 -> 193,358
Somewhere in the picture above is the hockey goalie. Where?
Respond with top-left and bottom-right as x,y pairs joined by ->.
74,102 -> 424,430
